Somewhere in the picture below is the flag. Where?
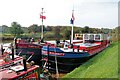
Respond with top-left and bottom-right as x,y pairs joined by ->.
40,14 -> 46,19
72,12 -> 75,20
70,12 -> 75,24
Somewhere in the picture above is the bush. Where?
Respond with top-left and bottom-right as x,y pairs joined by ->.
44,32 -> 55,40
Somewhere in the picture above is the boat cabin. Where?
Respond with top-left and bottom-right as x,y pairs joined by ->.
75,33 -> 109,43
69,33 -> 109,53
0,57 -> 40,80
0,49 -> 40,79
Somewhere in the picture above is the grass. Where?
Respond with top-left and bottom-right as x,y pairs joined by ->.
63,42 -> 118,78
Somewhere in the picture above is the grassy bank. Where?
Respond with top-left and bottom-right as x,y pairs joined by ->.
63,42 -> 118,78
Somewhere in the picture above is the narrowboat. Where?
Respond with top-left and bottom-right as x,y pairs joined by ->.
0,46 -> 41,80
42,33 -> 110,73
11,38 -> 43,66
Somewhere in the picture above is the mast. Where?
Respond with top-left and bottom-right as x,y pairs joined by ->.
40,8 -> 46,39
71,9 -> 74,44
41,8 -> 44,39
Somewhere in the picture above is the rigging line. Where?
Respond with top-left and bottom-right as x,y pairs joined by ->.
54,46 -> 59,79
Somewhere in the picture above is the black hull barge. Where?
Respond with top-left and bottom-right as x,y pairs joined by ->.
42,34 -> 110,73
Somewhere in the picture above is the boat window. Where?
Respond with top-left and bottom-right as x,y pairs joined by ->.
64,41 -> 69,49
89,35 -> 94,40
84,34 -> 89,40
95,35 -> 100,40
79,34 -> 83,40
75,34 -> 83,40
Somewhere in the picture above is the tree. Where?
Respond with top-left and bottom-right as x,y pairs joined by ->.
1,25 -> 10,34
74,26 -> 83,34
21,27 -> 29,34
61,26 -> 71,40
53,26 -> 61,40
45,26 -> 52,31
28,24 -> 38,33
101,28 -> 112,34
82,26 -> 90,33
10,22 -> 24,37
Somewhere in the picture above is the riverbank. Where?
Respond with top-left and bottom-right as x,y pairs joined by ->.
63,42 -> 118,78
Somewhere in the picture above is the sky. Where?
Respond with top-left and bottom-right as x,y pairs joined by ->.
0,0 -> 119,29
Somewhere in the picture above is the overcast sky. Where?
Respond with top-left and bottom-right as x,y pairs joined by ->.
0,0 -> 119,29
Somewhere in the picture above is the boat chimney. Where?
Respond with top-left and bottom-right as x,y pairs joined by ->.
12,46 -> 14,60
15,38 -> 17,48
23,57 -> 27,71
1,45 -> 3,55
14,38 -> 17,54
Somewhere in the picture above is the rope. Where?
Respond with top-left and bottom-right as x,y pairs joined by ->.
54,46 -> 59,79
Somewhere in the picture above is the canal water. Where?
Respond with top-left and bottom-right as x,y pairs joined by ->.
1,40 -> 13,44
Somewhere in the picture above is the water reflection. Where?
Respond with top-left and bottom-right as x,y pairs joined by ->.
0,40 -> 13,44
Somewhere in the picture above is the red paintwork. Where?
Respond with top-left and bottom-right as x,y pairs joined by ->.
17,39 -> 27,43
68,40 -> 109,55
0,52 -> 23,67
42,51 -> 64,56
16,43 -> 42,49
0,57 -> 23,66
87,40 -> 108,55
0,65 -> 39,80
44,42 -> 55,47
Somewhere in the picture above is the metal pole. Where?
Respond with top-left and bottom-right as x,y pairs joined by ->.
71,24 -> 74,44
47,45 -> 49,71
41,8 -> 44,39
71,10 -> 74,44
54,46 -> 59,78
13,38 -> 17,55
